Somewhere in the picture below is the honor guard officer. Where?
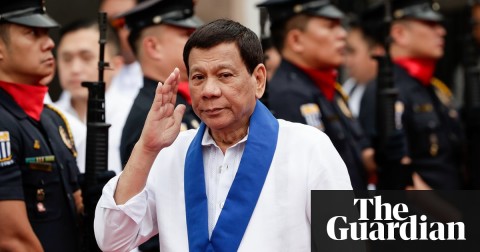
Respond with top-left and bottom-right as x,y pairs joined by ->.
119,0 -> 202,167
360,0 -> 464,189
0,0 -> 83,251
258,0 -> 375,190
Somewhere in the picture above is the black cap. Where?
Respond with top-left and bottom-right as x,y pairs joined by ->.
0,0 -> 59,28
257,0 -> 344,25
118,0 -> 201,35
391,0 -> 443,22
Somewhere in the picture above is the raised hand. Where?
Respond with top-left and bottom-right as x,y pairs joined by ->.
139,68 -> 186,155
114,68 -> 187,204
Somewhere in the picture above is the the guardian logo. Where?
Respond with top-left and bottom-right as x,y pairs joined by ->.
327,196 -> 466,241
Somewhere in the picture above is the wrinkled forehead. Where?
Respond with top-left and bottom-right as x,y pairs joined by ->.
188,43 -> 243,70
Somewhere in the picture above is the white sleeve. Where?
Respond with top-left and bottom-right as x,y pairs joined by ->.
94,174 -> 158,252
306,131 -> 353,223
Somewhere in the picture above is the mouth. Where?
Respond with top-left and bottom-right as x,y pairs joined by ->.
42,57 -> 55,65
202,108 -> 224,116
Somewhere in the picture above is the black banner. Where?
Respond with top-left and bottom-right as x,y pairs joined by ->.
312,190 -> 480,252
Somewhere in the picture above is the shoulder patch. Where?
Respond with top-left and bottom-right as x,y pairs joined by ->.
336,97 -> 353,119
334,82 -> 349,102
44,104 -> 77,157
431,78 -> 453,107
300,103 -> 324,131
0,131 -> 14,166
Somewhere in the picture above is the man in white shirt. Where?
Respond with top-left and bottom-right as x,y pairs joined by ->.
94,19 -> 352,251
55,19 -> 132,174
343,16 -> 382,118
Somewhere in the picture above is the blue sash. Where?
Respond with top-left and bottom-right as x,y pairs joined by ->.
184,100 -> 279,251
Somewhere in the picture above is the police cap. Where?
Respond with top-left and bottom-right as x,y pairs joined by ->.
257,0 -> 344,25
391,0 -> 443,22
118,0 -> 201,35
0,0 -> 59,28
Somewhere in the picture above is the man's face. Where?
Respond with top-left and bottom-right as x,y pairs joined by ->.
188,43 -> 266,132
0,24 -> 55,85
57,28 -> 115,101
295,16 -> 347,69
395,19 -> 446,60
155,24 -> 194,82
472,5 -> 480,45
264,47 -> 281,81
345,28 -> 378,84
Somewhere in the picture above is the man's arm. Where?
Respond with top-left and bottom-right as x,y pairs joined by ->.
0,200 -> 43,252
114,68 -> 186,204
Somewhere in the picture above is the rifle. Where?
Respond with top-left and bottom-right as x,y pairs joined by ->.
373,0 -> 406,189
81,12 -> 111,251
462,0 -> 480,188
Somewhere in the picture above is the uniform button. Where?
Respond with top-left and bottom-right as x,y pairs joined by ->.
67,194 -> 72,200
218,165 -> 222,174
59,164 -> 64,170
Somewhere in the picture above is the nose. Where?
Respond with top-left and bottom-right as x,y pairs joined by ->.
337,25 -> 347,40
435,24 -> 446,37
42,33 -> 55,51
201,77 -> 221,99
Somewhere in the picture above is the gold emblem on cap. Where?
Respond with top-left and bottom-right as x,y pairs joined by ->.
293,4 -> 304,13
153,16 -> 162,24
394,10 -> 404,19
432,2 -> 440,11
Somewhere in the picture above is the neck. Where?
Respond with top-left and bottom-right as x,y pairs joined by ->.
210,124 -> 249,154
71,98 -> 88,123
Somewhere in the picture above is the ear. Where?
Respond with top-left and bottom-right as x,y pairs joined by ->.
370,44 -> 385,57
142,36 -> 162,61
285,29 -> 305,53
390,22 -> 408,46
0,42 -> 5,60
253,63 -> 267,99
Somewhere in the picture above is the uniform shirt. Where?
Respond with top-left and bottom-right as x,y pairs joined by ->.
0,89 -> 80,252
108,61 -> 143,102
360,65 -> 464,189
120,77 -> 200,167
268,60 -> 368,190
94,119 -> 352,252
54,87 -> 133,174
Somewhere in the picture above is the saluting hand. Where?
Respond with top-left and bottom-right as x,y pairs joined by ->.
114,68 -> 187,204
139,68 -> 186,155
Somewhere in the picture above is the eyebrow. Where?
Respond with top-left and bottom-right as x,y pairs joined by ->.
190,63 -> 236,73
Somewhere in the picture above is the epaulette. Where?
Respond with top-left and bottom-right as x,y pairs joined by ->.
431,78 -> 453,97
334,82 -> 349,102
44,104 -> 78,157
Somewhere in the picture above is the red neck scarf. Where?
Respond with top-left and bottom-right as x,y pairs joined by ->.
177,81 -> 192,105
298,66 -> 338,101
394,58 -> 436,86
0,81 -> 48,121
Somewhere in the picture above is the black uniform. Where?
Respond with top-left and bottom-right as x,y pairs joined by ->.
360,65 -> 464,189
0,89 -> 80,251
268,60 -> 369,190
120,77 -> 200,166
